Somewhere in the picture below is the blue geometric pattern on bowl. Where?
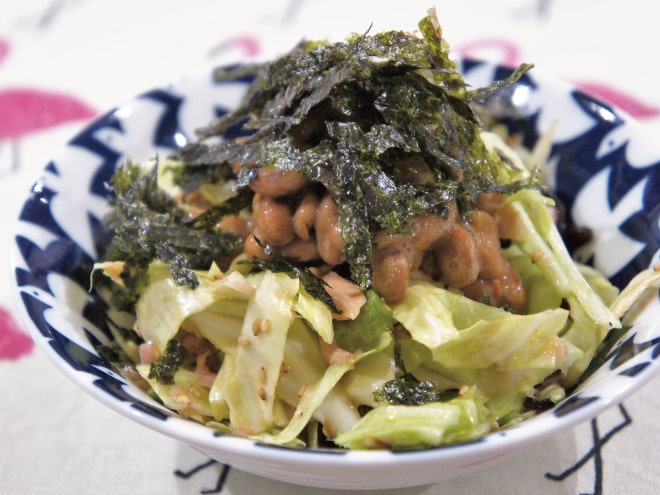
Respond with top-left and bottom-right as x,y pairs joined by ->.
10,59 -> 660,488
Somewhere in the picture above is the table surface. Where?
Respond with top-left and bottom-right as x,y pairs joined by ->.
1,1 -> 658,494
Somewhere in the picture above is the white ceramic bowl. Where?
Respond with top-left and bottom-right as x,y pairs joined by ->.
11,59 -> 660,490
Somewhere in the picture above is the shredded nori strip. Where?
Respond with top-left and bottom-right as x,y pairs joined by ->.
103,10 -> 536,296
97,342 -> 135,368
374,376 -> 454,405
177,11 -> 534,288
148,339 -> 188,385
184,187 -> 253,230
102,160 -> 244,307
247,242 -> 341,314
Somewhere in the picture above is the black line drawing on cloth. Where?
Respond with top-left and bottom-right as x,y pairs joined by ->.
282,0 -> 310,23
174,459 -> 232,494
545,403 -> 632,495
15,0 -> 84,30
172,404 -> 634,494
513,0 -> 556,21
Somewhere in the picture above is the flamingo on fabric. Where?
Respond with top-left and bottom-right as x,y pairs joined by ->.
0,37 -> 97,171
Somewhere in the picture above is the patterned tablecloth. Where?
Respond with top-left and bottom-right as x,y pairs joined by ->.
1,1 -> 658,494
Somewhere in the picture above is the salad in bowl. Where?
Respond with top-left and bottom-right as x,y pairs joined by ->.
12,8 -> 660,489
90,9 -> 659,450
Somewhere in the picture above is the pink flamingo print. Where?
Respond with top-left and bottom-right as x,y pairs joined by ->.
0,37 -> 97,172
0,307 -> 33,360
207,34 -> 261,59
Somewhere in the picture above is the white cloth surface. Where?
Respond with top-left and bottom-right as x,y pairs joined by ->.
1,1 -> 658,494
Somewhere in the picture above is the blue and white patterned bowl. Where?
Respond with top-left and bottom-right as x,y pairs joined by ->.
11,60 -> 660,490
